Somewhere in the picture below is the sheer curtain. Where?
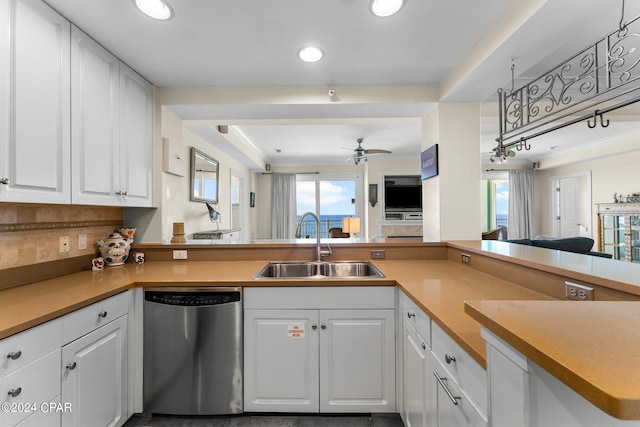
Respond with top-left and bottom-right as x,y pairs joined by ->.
271,173 -> 297,239
508,169 -> 534,239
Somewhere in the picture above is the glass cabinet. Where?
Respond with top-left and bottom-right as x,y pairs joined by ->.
597,203 -> 640,263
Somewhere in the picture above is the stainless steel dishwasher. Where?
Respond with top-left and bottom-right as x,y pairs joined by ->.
143,287 -> 243,415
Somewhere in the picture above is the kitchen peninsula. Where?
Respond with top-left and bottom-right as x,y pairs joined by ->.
1,239 -> 640,427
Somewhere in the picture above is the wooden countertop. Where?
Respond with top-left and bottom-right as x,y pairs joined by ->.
465,300 -> 640,420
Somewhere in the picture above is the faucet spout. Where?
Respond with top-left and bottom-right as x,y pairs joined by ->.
295,211 -> 330,262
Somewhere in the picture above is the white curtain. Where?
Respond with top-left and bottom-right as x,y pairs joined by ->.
271,173 -> 297,239
508,169 -> 534,239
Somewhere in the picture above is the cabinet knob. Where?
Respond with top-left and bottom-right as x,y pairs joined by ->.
66,362 -> 77,370
6,351 -> 21,360
116,190 -> 128,196
0,178 -> 8,185
311,324 -> 317,330
422,343 -> 427,350
407,312 -> 415,319
445,354 -> 456,364
321,324 -> 327,330
7,387 -> 22,398
98,310 -> 108,318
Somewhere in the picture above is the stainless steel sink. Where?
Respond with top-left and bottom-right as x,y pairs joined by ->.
254,261 -> 384,279
319,261 -> 384,278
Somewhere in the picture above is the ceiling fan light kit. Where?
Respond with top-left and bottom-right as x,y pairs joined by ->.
493,0 -> 640,162
349,138 -> 392,165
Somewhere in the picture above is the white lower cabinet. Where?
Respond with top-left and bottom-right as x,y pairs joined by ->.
483,328 -> 640,427
402,318 -> 431,427
60,292 -> 129,427
243,287 -> 396,413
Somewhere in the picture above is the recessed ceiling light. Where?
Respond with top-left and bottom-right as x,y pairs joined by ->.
134,0 -> 173,20
298,46 -> 324,63
370,0 -> 404,17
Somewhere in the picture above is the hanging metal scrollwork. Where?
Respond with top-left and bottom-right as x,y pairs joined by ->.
494,2 -> 640,156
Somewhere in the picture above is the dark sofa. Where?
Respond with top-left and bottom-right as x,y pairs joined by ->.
506,237 -> 612,258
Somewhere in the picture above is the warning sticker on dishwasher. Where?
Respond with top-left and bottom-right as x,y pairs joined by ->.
287,324 -> 305,338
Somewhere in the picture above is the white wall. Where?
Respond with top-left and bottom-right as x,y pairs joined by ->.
534,146 -> 640,242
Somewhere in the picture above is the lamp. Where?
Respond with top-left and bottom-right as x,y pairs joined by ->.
206,202 -> 221,230
342,217 -> 361,238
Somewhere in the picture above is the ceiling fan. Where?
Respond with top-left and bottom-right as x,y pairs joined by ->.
347,138 -> 392,165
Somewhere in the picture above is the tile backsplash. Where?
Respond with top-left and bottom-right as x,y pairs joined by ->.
0,203 -> 124,271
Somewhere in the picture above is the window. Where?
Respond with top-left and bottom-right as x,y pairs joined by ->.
296,174 -> 359,238
482,179 -> 509,232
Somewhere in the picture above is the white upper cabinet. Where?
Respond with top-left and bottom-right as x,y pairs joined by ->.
71,26 -> 153,207
0,0 -> 71,203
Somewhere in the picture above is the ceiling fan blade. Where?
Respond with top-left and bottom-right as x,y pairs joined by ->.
363,149 -> 392,154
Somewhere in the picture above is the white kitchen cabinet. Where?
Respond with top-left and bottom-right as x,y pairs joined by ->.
431,354 -> 487,427
402,317 -> 431,427
0,0 -> 70,203
61,314 -> 128,427
243,287 -> 396,413
71,26 -> 153,207
482,328 -> 640,427
244,309 -> 320,412
0,318 -> 62,427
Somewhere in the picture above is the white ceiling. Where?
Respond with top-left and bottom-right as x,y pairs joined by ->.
43,0 -> 640,168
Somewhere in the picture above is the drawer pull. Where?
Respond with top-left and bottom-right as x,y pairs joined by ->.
445,354 -> 456,364
407,312 -> 415,319
98,310 -> 108,318
7,387 -> 22,398
6,351 -> 22,360
66,362 -> 77,370
312,324 -> 317,330
434,371 -> 461,406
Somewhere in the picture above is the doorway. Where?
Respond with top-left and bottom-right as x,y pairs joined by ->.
550,172 -> 592,238
230,171 -> 244,240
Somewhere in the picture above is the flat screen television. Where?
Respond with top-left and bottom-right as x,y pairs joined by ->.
384,175 -> 422,211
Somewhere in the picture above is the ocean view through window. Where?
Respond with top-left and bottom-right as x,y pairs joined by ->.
296,175 -> 357,238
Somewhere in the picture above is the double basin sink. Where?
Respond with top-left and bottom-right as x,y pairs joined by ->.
254,260 -> 384,279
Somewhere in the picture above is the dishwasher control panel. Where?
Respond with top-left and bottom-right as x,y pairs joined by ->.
145,290 -> 241,306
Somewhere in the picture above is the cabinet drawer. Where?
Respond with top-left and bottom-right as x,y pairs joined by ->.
244,287 -> 395,310
62,291 -> 129,344
0,350 -> 61,427
432,355 -> 487,427
15,396 -> 61,427
400,291 -> 430,346
0,318 -> 62,378
431,322 -> 486,416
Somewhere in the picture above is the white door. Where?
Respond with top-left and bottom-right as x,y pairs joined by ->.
71,25 -> 119,205
558,177 -> 580,237
319,309 -> 395,412
244,309 -> 320,412
61,316 -> 128,427
119,63 -> 153,207
0,0 -> 70,203
403,320 -> 430,427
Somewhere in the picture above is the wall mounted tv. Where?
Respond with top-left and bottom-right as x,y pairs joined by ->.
384,175 -> 422,211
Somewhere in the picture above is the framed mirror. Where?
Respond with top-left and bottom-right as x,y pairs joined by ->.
190,147 -> 219,203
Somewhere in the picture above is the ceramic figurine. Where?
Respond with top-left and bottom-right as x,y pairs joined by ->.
97,230 -> 133,266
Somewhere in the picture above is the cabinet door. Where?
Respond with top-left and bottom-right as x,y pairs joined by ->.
432,354 -> 486,427
71,25 -> 120,206
319,309 -> 395,412
61,315 -> 127,427
118,63 -> 153,207
0,0 -> 70,203
244,309 -> 319,412
403,320 -> 430,427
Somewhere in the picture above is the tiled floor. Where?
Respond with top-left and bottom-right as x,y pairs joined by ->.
123,413 -> 405,427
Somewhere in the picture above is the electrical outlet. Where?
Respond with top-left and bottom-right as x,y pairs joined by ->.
78,234 -> 88,250
173,250 -> 188,260
371,250 -> 385,259
461,253 -> 471,264
565,281 -> 594,301
59,236 -> 70,253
